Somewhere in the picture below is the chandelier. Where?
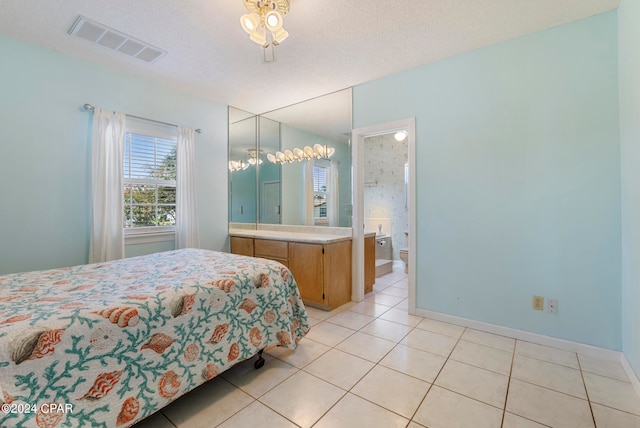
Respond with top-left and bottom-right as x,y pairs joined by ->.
240,0 -> 290,49
229,149 -> 263,171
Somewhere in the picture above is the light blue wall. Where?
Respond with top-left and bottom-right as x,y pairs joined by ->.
619,0 -> 640,377
354,12 -> 621,349
0,35 -> 229,275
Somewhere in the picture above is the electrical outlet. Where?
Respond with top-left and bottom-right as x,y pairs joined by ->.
532,296 -> 544,311
546,298 -> 558,314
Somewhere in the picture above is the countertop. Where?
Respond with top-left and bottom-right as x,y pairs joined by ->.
229,229 -> 352,244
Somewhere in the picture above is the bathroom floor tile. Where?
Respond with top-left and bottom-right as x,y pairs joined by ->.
591,403 -> 640,427
136,412 -> 175,428
216,401 -> 298,428
401,328 -> 458,357
506,378 -> 594,427
515,340 -> 579,369
578,353 -> 631,382
347,300 -> 391,317
379,343 -> 447,383
583,372 -> 640,415
449,340 -> 513,375
501,412 -> 548,428
162,377 -> 254,428
221,354 -> 298,398
266,337 -> 330,368
303,348 -> 375,390
435,359 -> 509,408
303,321 -> 355,347
461,328 -> 515,352
511,354 -> 587,399
351,365 -> 430,418
259,371 -> 345,428
378,286 -> 409,298
304,306 -> 334,320
378,307 -> 423,327
364,293 -> 406,307
359,318 -> 413,342
413,385 -> 503,428
335,331 -> 396,362
313,393 -> 409,428
326,310 -> 375,330
415,318 -> 465,338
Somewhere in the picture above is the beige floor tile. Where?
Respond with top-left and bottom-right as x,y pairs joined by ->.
407,422 -> 426,428
415,318 -> 465,338
304,306 -> 334,320
307,316 -> 323,326
351,365 -> 430,418
449,340 -> 513,375
506,378 -> 594,427
379,344 -> 447,383
259,371 -> 345,428
336,331 -> 396,362
435,359 -> 509,408
394,298 -> 409,310
266,337 -> 330,368
326,310 -> 375,330
303,321 -> 355,347
378,307 -> 423,327
314,393 -> 409,428
511,354 -> 586,399
217,401 -> 297,428
515,341 -> 579,369
347,300 -> 391,317
592,403 -> 640,428
583,372 -> 640,416
413,385 -> 503,428
378,286 -> 409,298
303,348 -> 375,390
401,328 -> 458,357
502,412 -> 548,428
578,354 -> 631,382
133,412 -> 175,428
364,293 -> 406,307
461,329 -> 515,352
162,377 -> 254,428
221,354 -> 298,398
359,318 -> 413,342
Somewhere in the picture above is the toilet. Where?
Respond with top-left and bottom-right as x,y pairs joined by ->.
399,249 -> 408,273
399,230 -> 409,273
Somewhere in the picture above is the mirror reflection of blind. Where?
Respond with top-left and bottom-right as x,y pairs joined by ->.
313,165 -> 328,219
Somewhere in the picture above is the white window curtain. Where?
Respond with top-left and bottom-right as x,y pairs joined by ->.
175,126 -> 200,249
327,160 -> 340,227
89,108 -> 126,263
303,159 -> 315,225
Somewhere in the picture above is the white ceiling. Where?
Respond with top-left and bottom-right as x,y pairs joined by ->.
0,0 -> 619,115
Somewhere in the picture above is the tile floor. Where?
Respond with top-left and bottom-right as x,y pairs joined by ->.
134,266 -> 640,428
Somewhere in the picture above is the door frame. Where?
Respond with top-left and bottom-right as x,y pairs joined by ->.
351,118 -> 416,314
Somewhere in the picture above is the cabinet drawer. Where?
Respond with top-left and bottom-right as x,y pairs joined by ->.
254,239 -> 288,259
230,237 -> 254,257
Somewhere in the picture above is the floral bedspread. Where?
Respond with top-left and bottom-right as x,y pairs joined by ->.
0,249 -> 309,428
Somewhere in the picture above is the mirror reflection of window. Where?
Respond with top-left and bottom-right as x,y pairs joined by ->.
313,164 -> 329,223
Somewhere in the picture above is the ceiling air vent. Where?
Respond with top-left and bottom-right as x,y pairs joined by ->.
68,16 -> 167,64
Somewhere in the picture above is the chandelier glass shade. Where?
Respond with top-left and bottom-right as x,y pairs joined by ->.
240,0 -> 290,48
229,145 -> 335,171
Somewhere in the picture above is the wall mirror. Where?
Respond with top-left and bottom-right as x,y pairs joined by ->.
228,88 -> 353,228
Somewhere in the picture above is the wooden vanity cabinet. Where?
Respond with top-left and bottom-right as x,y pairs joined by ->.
230,236 -> 352,310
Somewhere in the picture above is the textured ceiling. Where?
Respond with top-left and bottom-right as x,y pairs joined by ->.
0,0 -> 619,114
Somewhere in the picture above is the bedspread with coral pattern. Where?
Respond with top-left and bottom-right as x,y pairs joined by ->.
0,248 -> 309,428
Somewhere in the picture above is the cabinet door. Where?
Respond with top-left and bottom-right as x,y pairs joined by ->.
288,242 -> 324,306
230,237 -> 254,256
364,235 -> 375,294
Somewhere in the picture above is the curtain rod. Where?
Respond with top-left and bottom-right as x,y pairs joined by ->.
83,104 -> 202,134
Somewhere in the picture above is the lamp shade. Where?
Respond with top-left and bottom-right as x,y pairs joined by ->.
272,28 -> 289,45
249,26 -> 268,47
264,10 -> 283,32
240,13 -> 260,34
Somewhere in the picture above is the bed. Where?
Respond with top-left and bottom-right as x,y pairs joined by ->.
0,248 -> 310,427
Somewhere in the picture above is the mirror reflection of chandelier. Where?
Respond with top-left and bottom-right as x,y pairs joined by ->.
267,144 -> 335,165
240,0 -> 290,48
229,148 -> 263,171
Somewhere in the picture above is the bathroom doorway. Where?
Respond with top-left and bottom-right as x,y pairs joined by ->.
351,118 -> 416,313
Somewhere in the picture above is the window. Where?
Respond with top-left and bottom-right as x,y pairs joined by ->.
313,164 -> 328,222
123,119 -> 177,232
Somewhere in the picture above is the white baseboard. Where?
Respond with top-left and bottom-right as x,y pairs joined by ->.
621,353 -> 640,399
413,308 -> 622,361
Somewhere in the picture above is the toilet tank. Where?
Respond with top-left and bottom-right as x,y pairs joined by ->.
375,235 -> 392,260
